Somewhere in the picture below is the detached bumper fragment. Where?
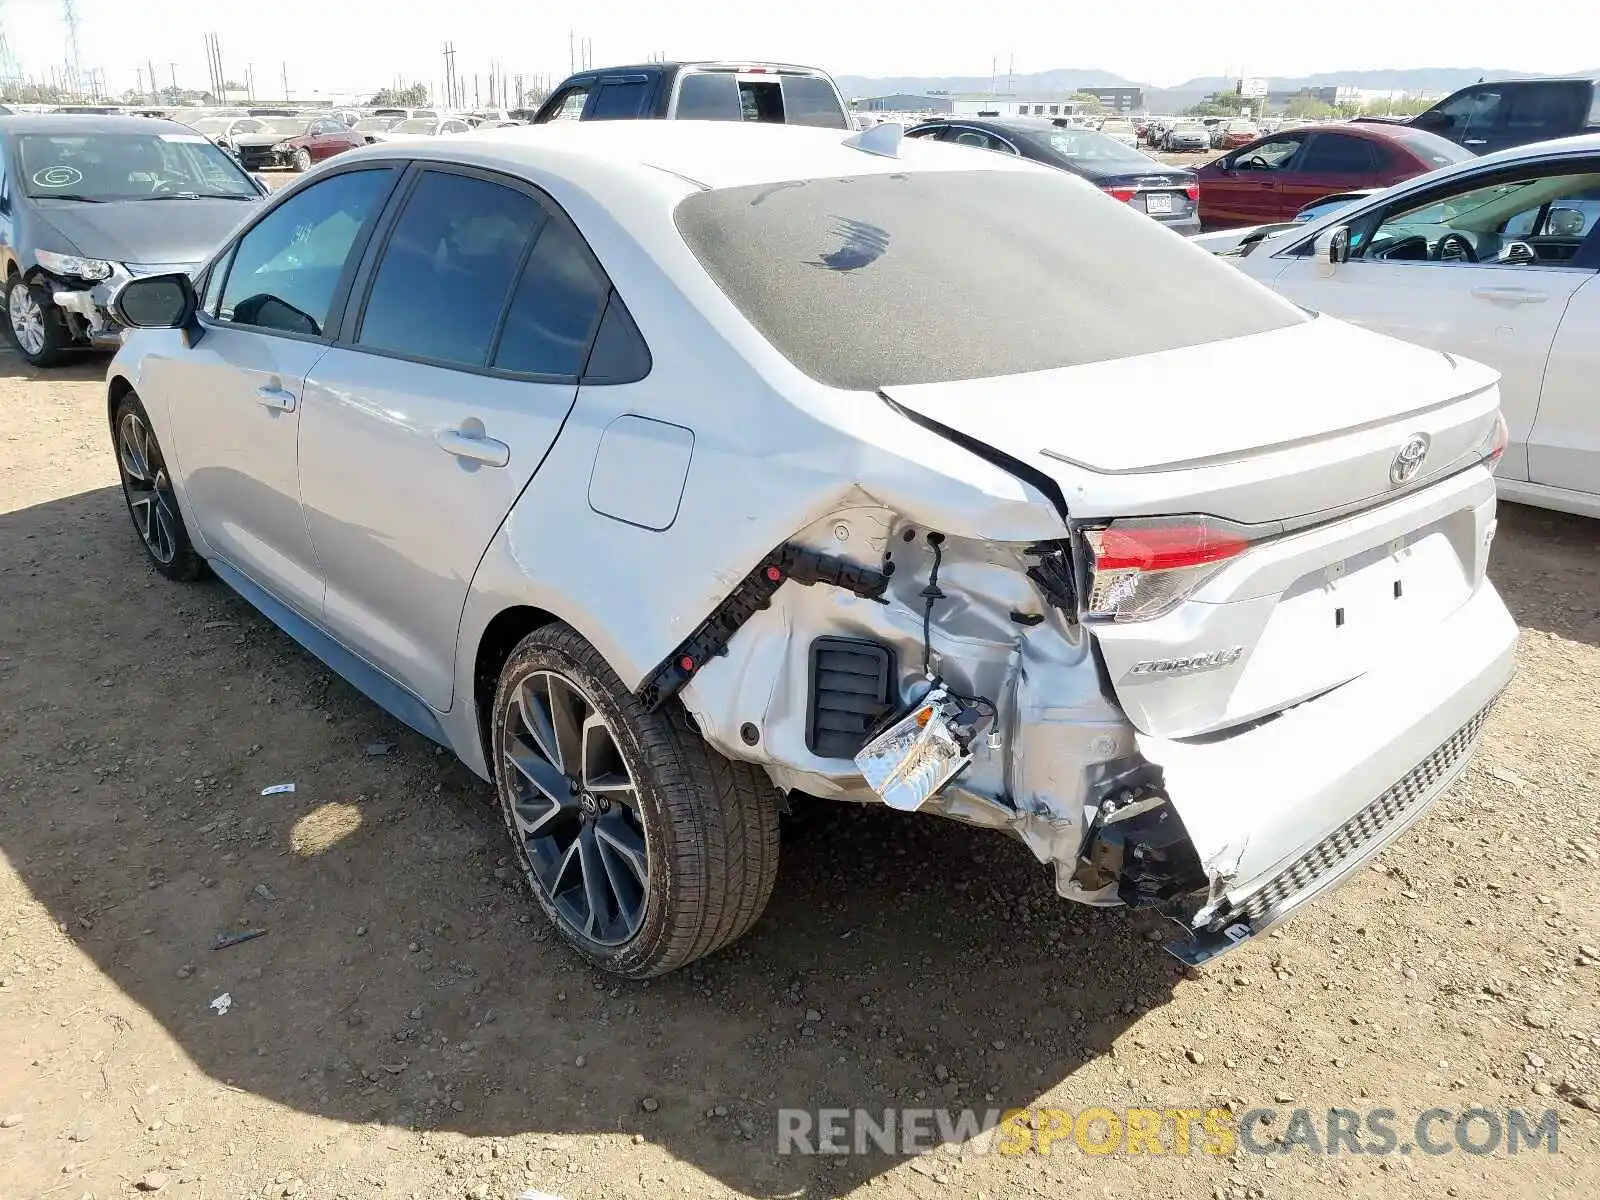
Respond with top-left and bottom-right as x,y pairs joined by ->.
1160,695 -> 1497,966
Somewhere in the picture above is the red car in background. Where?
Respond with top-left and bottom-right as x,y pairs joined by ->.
1194,123 -> 1472,230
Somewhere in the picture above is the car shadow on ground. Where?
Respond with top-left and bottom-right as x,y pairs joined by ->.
0,345 -> 114,382
0,484 -> 1183,1196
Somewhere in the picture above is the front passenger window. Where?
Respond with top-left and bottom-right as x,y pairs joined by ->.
218,168 -> 393,336
1230,138 -> 1302,171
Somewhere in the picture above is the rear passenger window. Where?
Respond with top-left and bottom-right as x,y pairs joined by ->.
1295,134 -> 1376,174
357,171 -> 544,368
589,79 -> 652,120
492,220 -> 609,377
675,73 -> 742,121
219,168 -> 392,336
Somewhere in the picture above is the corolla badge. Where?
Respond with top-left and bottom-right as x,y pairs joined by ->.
1390,434 -> 1431,486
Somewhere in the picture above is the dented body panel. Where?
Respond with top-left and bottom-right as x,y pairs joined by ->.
111,122 -> 1519,969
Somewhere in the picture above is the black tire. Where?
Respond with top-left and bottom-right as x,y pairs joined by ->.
112,391 -> 208,582
7,275 -> 73,368
491,623 -> 780,978
292,148 -> 312,172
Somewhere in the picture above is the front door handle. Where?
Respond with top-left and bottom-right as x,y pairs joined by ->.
1464,138 -> 1488,146
1470,285 -> 1547,304
435,426 -> 510,467
255,382 -> 296,411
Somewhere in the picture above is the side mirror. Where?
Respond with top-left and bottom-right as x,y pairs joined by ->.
1315,225 -> 1352,267
111,272 -> 197,330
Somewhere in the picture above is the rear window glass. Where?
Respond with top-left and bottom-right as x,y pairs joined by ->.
675,73 -> 743,120
780,75 -> 848,129
589,79 -> 652,120
1389,129 -> 1475,169
675,170 -> 1307,390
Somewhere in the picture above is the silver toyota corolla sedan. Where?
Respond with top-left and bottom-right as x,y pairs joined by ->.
103,121 -> 1516,977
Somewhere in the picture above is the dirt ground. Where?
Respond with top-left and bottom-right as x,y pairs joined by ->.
1,338 -> 1597,1200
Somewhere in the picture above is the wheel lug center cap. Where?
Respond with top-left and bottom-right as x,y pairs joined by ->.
578,792 -> 601,819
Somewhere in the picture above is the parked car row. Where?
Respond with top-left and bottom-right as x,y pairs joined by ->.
1200,134 -> 1600,520
904,117 -> 1201,234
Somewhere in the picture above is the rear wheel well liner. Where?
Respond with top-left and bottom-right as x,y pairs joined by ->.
473,604 -> 561,763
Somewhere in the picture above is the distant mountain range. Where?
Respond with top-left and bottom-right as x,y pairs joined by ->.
836,66 -> 1600,112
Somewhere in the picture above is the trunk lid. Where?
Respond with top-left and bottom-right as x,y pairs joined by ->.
882,317 -> 1503,738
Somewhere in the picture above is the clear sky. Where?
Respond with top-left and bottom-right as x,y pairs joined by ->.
5,0 -> 1599,100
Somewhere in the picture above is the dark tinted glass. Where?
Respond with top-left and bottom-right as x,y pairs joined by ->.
589,80 -> 652,120
1504,86 -> 1586,132
358,171 -> 544,367
1294,134 -> 1376,174
676,170 -> 1305,390
492,221 -> 609,377
780,75 -> 848,129
675,72 -> 743,120
582,294 -> 651,384
220,168 -> 391,335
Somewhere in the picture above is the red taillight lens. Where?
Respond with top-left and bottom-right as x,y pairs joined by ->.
1103,185 -> 1138,204
1184,181 -> 1200,203
1083,517 -> 1261,622
1092,522 -> 1252,571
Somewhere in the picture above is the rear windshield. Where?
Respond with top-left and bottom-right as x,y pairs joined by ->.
1389,127 -> 1477,169
673,70 -> 847,129
675,170 -> 1306,390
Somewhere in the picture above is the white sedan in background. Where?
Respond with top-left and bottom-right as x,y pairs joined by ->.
1220,135 -> 1600,518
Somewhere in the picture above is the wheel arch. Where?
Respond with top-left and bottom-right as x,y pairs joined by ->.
107,372 -> 136,430
472,604 -> 562,768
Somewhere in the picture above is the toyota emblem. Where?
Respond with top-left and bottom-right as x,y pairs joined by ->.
1389,434 -> 1430,486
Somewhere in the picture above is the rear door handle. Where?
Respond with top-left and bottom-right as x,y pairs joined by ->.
435,427 -> 510,467
1464,138 -> 1488,146
255,383 -> 296,411
1470,285 -> 1547,304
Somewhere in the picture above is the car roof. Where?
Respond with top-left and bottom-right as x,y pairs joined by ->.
331,120 -> 1046,196
566,60 -> 830,75
0,114 -> 201,136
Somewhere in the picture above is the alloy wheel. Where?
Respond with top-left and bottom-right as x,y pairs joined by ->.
9,284 -> 45,355
500,670 -> 651,946
116,411 -> 179,565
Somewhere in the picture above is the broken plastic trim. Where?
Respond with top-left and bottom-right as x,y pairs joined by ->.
1075,774 -> 1207,907
636,542 -> 891,711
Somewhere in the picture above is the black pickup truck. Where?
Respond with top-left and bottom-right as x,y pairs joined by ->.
530,61 -> 850,129
1358,77 -> 1599,155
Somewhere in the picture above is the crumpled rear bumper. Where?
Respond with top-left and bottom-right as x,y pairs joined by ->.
1141,577 -> 1516,962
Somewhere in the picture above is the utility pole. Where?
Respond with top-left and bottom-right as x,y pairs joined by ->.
148,58 -> 158,101
61,0 -> 81,94
281,61 -> 288,102
568,29 -> 574,74
169,61 -> 178,92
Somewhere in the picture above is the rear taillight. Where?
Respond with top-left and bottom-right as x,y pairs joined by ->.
1184,181 -> 1200,203
1083,516 -> 1261,622
1481,411 -> 1509,466
1102,185 -> 1138,204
